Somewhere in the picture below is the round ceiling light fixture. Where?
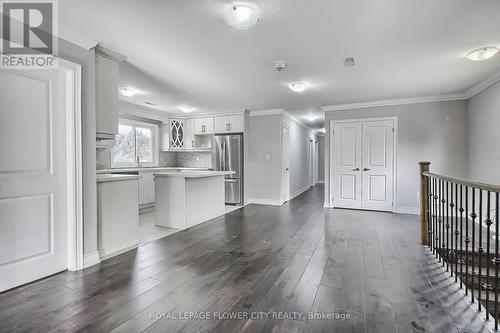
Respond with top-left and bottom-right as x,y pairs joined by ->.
288,82 -> 308,93
223,2 -> 262,30
466,46 -> 499,61
179,105 -> 196,113
119,87 -> 137,97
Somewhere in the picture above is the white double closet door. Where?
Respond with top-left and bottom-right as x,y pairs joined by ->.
332,119 -> 394,211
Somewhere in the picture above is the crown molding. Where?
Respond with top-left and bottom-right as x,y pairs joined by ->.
321,93 -> 467,112
464,68 -> 500,98
249,109 -> 318,135
93,44 -> 126,62
322,69 -> 500,112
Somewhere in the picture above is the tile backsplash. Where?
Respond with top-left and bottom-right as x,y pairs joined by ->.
159,152 -> 177,167
160,151 -> 212,168
96,148 -> 111,170
176,152 -> 212,168
97,148 -> 212,169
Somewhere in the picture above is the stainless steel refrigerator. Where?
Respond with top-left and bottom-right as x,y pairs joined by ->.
212,134 -> 243,205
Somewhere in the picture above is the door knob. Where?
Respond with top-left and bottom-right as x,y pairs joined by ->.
352,168 -> 360,171
363,168 -> 371,171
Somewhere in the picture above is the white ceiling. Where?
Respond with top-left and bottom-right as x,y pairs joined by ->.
60,0 -> 500,128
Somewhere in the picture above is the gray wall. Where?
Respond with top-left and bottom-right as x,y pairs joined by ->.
247,114 -> 283,203
247,113 -> 317,204
318,136 -> 325,182
324,100 -> 468,211
59,40 -> 98,256
467,81 -> 500,186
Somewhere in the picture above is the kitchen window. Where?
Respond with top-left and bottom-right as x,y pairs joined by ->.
112,119 -> 159,167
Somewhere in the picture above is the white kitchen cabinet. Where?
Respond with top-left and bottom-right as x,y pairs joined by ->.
95,49 -> 121,140
214,114 -> 244,133
160,122 -> 170,151
169,119 -> 185,148
185,119 -> 194,149
193,117 -> 214,134
97,175 -> 139,260
138,170 -> 155,205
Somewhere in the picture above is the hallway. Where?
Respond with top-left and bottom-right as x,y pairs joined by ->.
0,186 -> 490,332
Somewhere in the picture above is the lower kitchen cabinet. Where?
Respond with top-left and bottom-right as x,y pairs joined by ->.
138,170 -> 155,205
97,175 -> 139,260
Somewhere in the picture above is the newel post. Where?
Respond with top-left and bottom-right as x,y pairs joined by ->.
419,161 -> 431,246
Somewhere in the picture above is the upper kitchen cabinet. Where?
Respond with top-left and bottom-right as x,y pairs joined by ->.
214,114 -> 244,133
169,119 -> 185,149
193,117 -> 214,135
94,46 -> 125,141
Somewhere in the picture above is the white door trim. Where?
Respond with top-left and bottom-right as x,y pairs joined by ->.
329,116 -> 398,212
58,58 -> 84,271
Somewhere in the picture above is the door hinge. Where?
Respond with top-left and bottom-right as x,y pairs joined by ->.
391,201 -> 394,206
392,127 -> 394,133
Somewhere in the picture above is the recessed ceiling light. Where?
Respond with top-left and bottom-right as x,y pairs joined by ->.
223,2 -> 262,30
466,46 -> 498,61
145,101 -> 156,106
289,82 -> 308,93
118,87 -> 136,97
179,105 -> 196,113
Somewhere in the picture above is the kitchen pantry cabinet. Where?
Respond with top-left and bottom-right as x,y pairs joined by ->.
95,47 -> 124,140
214,114 -> 244,133
193,117 -> 214,134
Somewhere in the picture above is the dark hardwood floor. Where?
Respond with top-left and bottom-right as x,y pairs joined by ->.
0,185 -> 491,332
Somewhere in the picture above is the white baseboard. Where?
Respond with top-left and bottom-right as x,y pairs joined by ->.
395,206 -> 420,215
83,251 -> 101,268
99,244 -> 138,261
290,185 -> 310,200
248,198 -> 283,206
324,201 -> 331,208
317,180 -> 325,184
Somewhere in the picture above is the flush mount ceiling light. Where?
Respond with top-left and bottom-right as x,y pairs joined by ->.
119,87 -> 136,97
288,82 -> 308,93
179,105 -> 196,113
223,2 -> 262,30
466,46 -> 499,61
304,113 -> 318,122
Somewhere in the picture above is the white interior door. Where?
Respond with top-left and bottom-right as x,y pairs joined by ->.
331,119 -> 394,212
361,120 -> 394,211
282,125 -> 290,203
332,122 -> 362,209
0,68 -> 69,292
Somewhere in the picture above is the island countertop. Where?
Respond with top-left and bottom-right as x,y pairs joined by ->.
153,171 -> 235,178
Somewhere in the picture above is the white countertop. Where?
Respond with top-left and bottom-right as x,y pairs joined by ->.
96,167 -> 210,174
153,171 -> 235,178
97,174 -> 140,183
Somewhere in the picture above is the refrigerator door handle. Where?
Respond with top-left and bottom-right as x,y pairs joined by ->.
222,142 -> 226,171
225,178 -> 237,183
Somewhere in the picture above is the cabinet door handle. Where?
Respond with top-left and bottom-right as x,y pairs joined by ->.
352,168 -> 360,171
362,168 -> 371,171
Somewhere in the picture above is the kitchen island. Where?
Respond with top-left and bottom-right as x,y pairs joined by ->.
154,171 -> 235,230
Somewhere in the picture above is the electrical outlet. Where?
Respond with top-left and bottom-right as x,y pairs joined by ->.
265,154 -> 270,160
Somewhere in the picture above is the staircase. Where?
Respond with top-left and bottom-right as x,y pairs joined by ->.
437,247 -> 500,316
418,161 -> 500,330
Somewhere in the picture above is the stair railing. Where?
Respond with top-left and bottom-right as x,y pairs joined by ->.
420,161 -> 500,329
